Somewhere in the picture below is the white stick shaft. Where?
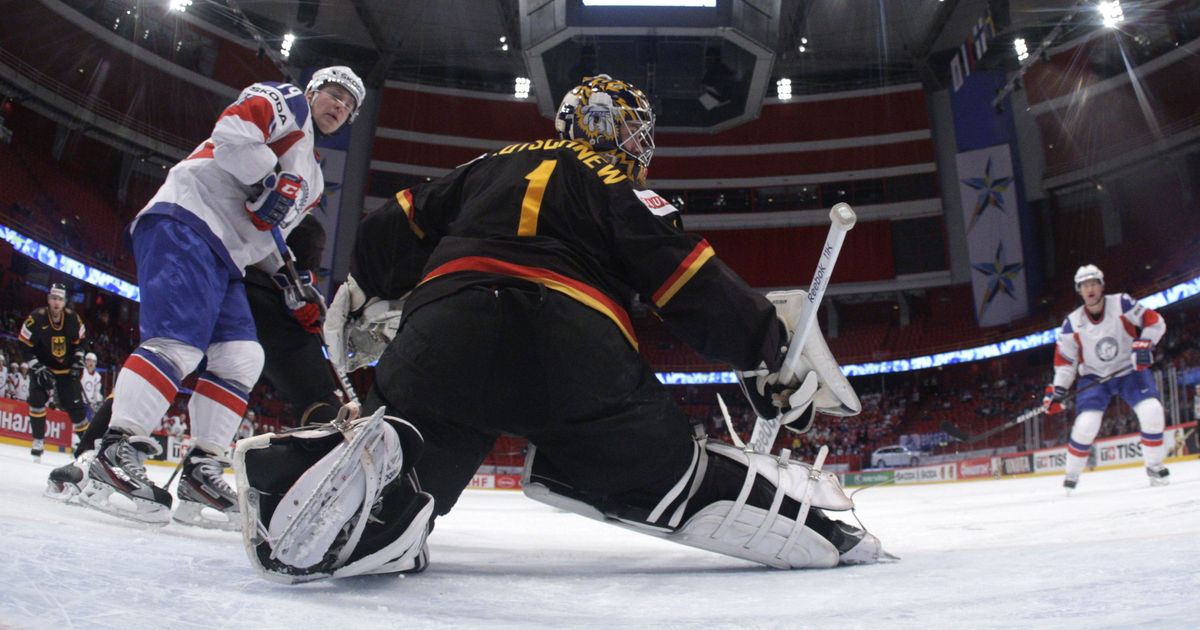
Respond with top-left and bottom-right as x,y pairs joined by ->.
750,204 -> 854,454
779,203 -> 856,383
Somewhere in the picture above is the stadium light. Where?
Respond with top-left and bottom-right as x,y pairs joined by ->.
776,77 -> 792,101
280,33 -> 295,59
169,0 -> 192,12
514,77 -> 531,99
1099,1 -> 1124,28
1014,37 -> 1029,61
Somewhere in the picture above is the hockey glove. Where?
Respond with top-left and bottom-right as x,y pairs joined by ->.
69,350 -> 86,379
1042,385 -> 1067,416
29,360 -> 55,391
1131,339 -> 1154,371
247,171 -> 304,231
272,271 -> 324,334
736,316 -> 821,433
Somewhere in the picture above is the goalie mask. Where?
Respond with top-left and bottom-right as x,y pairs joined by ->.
555,74 -> 655,186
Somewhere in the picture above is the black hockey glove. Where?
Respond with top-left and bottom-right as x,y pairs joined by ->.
30,361 -> 55,390
70,350 -> 86,379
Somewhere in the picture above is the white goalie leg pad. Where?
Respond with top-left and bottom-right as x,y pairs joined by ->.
521,440 -> 858,569
234,407 -> 433,583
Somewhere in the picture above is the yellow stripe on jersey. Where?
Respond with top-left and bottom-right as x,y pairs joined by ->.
652,241 -> 715,308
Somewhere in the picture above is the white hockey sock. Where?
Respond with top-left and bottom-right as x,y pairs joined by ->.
1134,398 -> 1167,468
187,372 -> 249,456
111,348 -> 184,437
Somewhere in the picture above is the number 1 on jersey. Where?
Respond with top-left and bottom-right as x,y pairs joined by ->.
518,160 -> 557,236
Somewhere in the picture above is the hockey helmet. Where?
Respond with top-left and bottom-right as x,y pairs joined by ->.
1073,264 -> 1104,290
48,282 -> 67,300
306,66 -> 366,123
555,74 -> 655,186
85,352 -> 98,363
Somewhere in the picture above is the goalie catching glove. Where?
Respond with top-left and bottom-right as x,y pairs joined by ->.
737,289 -> 861,434
233,407 -> 434,583
323,274 -> 406,374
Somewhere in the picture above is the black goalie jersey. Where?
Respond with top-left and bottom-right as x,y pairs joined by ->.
353,138 -> 782,371
18,306 -> 87,374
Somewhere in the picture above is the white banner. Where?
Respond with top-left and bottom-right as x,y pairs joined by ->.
956,144 -> 1028,326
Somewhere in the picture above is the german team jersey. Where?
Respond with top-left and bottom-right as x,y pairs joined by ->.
18,307 -> 87,374
352,138 -> 782,372
1052,293 -> 1165,388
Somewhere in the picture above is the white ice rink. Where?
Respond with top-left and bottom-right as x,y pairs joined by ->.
0,442 -> 1196,630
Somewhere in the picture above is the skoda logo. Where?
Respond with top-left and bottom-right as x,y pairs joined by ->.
1095,336 -> 1119,361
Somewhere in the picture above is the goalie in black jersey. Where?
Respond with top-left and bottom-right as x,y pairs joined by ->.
235,75 -> 887,582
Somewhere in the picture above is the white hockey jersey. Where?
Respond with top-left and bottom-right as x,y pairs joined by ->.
133,82 -> 325,274
80,368 -> 103,407
1052,293 -> 1165,388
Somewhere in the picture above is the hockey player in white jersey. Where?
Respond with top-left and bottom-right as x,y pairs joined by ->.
1042,265 -> 1169,490
79,353 -> 103,416
81,66 -> 366,527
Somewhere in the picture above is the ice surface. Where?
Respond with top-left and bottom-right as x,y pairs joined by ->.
1,443 -> 1196,629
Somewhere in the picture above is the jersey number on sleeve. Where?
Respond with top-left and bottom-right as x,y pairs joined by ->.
517,160 -> 557,236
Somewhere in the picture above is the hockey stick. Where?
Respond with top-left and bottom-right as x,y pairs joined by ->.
940,366 -> 1135,444
271,228 -> 361,409
748,203 -> 857,454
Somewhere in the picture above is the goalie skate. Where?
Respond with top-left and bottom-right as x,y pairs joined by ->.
44,450 -> 96,502
80,429 -> 173,526
173,451 -> 240,531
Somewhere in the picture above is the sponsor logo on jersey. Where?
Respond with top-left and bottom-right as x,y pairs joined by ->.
634,189 -> 679,217
1094,336 -> 1119,362
246,84 -> 290,127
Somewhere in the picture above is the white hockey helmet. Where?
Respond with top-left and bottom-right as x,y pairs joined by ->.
85,352 -> 98,362
306,66 -> 365,123
1074,264 -> 1104,290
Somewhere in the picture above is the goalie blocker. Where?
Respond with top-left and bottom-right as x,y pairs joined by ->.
233,408 -> 434,583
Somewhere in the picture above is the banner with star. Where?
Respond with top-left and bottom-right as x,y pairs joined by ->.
957,143 -> 1028,327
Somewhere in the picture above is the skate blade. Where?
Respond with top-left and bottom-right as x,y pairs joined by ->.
1149,478 -> 1170,487
79,479 -> 171,526
173,500 -> 240,531
44,481 -> 82,503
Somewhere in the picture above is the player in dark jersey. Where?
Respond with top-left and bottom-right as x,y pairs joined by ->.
236,75 -> 885,582
18,283 -> 90,460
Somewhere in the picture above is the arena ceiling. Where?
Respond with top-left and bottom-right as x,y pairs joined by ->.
197,0 -> 1091,128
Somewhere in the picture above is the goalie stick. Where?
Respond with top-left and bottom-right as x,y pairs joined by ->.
940,367 -> 1134,444
747,203 -> 857,453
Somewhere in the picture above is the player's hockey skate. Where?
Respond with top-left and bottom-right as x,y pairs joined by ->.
80,428 -> 173,525
173,450 -> 240,531
45,450 -> 96,502
31,438 -> 44,462
1063,475 -> 1079,494
1146,465 -> 1170,487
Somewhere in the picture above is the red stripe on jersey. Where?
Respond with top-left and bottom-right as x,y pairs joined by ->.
218,97 -> 274,140
125,354 -> 178,401
1074,332 -> 1083,364
652,240 -> 716,307
186,141 -> 215,161
395,189 -> 426,239
1142,308 -> 1161,327
194,378 -> 249,416
269,130 -> 305,157
1053,348 -> 1074,367
422,256 -> 638,348
1119,315 -> 1138,339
